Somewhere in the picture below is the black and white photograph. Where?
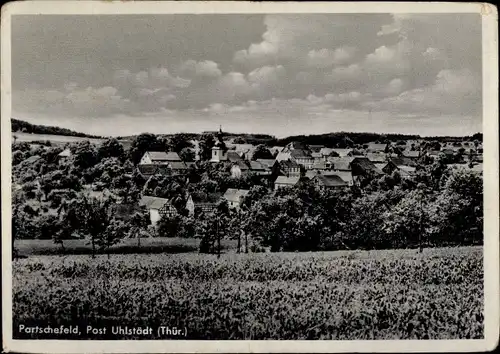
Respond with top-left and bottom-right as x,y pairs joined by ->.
2,1 -> 498,353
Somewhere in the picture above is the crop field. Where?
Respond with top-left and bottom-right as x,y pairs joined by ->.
12,246 -> 483,340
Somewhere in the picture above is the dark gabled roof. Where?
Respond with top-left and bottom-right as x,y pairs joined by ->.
227,151 -> 243,162
286,141 -> 308,150
351,157 -> 383,175
313,174 -> 348,187
290,149 -> 313,159
390,156 -> 417,167
329,157 -> 355,171
223,188 -> 250,203
256,159 -> 276,168
308,144 -> 325,153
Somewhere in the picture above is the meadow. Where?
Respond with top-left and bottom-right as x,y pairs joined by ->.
15,237 -> 237,256
12,246 -> 483,340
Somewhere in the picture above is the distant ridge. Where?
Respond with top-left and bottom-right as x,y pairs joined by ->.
11,118 -> 104,139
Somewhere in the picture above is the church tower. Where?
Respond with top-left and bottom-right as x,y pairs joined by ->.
210,125 -> 228,162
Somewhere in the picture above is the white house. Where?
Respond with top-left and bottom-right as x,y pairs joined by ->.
223,188 -> 250,209
139,196 -> 177,227
274,176 -> 301,190
57,148 -> 72,165
139,151 -> 181,165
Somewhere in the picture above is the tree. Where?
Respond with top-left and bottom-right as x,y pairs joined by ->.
252,144 -> 274,160
71,140 -> 98,170
198,134 -> 215,161
128,133 -> 162,165
98,138 -> 125,161
167,134 -> 194,153
179,147 -> 195,162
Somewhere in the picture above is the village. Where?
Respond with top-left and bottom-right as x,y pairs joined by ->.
41,126 -> 482,231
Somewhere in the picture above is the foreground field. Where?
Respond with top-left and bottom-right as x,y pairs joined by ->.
13,246 -> 483,340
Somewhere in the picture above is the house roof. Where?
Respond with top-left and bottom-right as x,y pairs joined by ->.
249,160 -> 268,171
223,188 -> 250,203
146,151 -> 182,162
331,148 -> 352,157
365,153 -> 386,163
227,151 -> 243,162
58,148 -> 71,157
390,157 -> 417,167
309,144 -> 325,153
286,141 -> 308,150
334,171 -> 354,184
311,152 -> 323,158
256,159 -> 276,168
398,165 -> 416,174
290,149 -> 313,159
168,161 -> 188,170
366,143 -> 387,152
320,147 -> 334,156
313,174 -> 348,187
23,155 -> 41,164
275,175 -> 301,185
329,157 -> 355,171
139,196 -> 170,210
351,157 -> 383,175
402,150 -> 420,158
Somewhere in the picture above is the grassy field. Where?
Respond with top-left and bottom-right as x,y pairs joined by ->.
15,237 -> 237,256
12,246 -> 483,340
12,132 -> 132,149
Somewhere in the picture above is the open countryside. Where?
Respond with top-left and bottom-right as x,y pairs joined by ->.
11,119 -> 483,339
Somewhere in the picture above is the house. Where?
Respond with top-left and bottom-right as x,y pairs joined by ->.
139,196 -> 177,227
311,161 -> 330,171
382,158 -> 417,177
275,159 -> 301,177
274,175 -> 301,190
290,149 -> 314,169
312,174 -> 348,189
276,141 -> 309,161
186,195 -> 195,217
365,143 -> 388,153
309,145 -> 325,153
402,150 -> 420,159
350,157 -> 384,178
227,151 -> 243,162
139,151 -> 181,165
256,159 -> 277,170
331,148 -> 353,157
249,160 -> 272,175
329,157 -> 355,171
22,155 -> 41,165
450,163 -> 483,175
365,153 -> 387,164
231,160 -> 250,178
223,188 -> 250,209
57,148 -> 72,165
333,170 -> 354,186
311,151 -> 323,162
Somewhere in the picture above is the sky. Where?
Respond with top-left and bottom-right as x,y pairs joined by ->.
11,13 -> 482,138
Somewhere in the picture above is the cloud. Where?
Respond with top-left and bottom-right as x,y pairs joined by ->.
180,60 -> 222,78
307,47 -> 356,68
363,69 -> 480,116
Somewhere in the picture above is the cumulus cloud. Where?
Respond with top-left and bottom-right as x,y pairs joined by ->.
307,47 -> 356,68
179,60 -> 222,78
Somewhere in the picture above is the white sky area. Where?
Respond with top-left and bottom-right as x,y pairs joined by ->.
12,14 -> 482,137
